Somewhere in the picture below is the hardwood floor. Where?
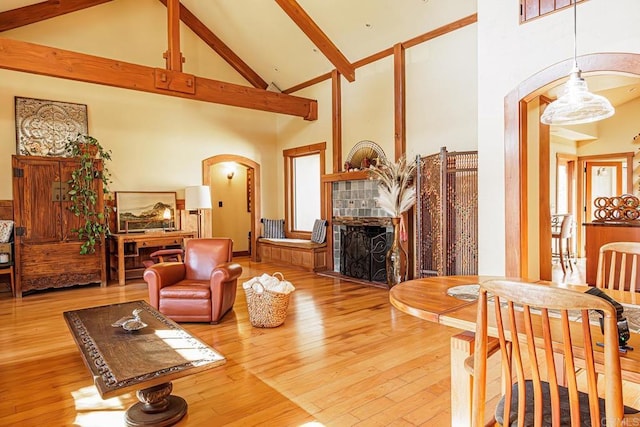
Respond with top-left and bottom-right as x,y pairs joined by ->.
0,258 -> 459,427
551,256 -> 586,285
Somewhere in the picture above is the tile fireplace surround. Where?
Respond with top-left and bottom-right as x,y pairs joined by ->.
331,178 -> 393,275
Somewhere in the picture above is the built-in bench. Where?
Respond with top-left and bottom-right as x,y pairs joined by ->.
256,238 -> 327,272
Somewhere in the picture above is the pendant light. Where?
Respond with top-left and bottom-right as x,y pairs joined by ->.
540,1 -> 614,125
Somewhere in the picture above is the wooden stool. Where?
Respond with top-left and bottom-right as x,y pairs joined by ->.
0,265 -> 14,297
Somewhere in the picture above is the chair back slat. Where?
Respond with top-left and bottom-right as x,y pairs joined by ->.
559,310 -> 582,426
581,310 -> 601,425
540,308 -> 561,425
632,255 -> 638,293
522,306 -> 544,423
471,280 -> 625,427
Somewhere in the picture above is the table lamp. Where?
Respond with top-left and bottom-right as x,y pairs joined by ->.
185,185 -> 212,238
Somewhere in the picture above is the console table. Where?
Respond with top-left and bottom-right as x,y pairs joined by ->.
108,231 -> 195,285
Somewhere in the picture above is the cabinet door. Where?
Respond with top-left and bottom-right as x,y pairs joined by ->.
13,157 -> 63,243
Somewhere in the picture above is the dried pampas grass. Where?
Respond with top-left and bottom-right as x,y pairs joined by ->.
369,155 -> 417,217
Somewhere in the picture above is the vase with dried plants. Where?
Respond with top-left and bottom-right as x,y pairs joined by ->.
368,155 -> 417,287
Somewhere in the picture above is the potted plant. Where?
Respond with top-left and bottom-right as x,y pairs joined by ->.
65,133 -> 112,254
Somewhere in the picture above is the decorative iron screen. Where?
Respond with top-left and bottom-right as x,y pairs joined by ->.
416,147 -> 478,277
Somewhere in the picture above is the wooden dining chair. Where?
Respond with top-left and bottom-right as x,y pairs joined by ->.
551,214 -> 574,275
471,279 -> 640,427
596,242 -> 640,292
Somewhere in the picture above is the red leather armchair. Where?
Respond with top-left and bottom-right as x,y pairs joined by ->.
143,238 -> 243,324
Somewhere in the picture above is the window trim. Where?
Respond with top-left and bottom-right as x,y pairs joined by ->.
283,142 -> 326,239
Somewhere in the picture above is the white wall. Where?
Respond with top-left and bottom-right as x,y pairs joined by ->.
477,0 -> 640,275
276,20 -> 479,205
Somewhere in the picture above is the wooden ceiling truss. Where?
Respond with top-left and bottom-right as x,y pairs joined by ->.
0,0 -> 318,119
0,1 -> 475,121
0,0 -> 113,32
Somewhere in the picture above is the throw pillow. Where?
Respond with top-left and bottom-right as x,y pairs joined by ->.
310,219 -> 327,243
262,218 -> 285,238
0,220 -> 13,243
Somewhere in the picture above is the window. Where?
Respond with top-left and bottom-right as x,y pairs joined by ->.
283,142 -> 326,237
520,0 -> 585,23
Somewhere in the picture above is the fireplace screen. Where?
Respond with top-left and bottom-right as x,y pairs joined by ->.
340,225 -> 389,283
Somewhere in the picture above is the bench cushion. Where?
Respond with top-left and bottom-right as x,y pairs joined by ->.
259,238 -> 325,249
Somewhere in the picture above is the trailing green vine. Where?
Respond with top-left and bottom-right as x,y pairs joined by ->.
65,134 -> 112,254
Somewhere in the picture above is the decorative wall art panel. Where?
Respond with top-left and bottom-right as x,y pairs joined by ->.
15,97 -> 88,157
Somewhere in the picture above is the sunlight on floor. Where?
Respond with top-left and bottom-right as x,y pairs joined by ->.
299,423 -> 325,427
72,386 -> 128,427
154,328 -> 223,363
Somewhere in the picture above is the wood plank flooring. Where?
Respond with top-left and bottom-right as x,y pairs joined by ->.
0,258 -> 459,427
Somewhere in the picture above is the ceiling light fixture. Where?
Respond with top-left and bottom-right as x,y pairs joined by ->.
540,1 -> 614,126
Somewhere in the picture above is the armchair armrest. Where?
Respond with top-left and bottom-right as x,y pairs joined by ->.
143,262 -> 186,309
209,262 -> 243,322
210,261 -> 243,284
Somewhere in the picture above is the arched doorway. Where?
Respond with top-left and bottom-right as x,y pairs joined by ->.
504,52 -> 640,278
202,154 -> 261,261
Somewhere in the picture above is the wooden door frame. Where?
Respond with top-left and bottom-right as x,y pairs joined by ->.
578,153 -> 634,256
584,160 -> 623,223
555,153 -> 577,216
505,52 -> 640,277
540,150 -> 578,281
202,154 -> 261,261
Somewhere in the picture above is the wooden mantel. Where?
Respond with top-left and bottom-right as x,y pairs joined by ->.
321,170 -> 370,183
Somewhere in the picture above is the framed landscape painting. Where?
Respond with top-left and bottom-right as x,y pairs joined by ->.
115,192 -> 177,233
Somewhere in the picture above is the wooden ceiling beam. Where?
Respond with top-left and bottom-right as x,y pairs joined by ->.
164,0 -> 184,71
0,37 -> 317,120
157,0 -> 268,89
274,0 -> 355,82
0,0 -> 113,32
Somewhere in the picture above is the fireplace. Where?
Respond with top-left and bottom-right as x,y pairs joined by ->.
332,216 -> 392,284
340,225 -> 389,282
327,177 -> 393,285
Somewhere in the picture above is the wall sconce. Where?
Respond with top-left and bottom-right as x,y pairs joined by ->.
223,162 -> 236,180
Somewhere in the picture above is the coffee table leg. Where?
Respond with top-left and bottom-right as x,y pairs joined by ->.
125,382 -> 187,427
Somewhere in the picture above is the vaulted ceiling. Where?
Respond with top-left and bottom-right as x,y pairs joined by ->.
0,0 -> 477,119
2,0 -> 636,126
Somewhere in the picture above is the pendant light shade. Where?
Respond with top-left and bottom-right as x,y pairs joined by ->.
540,67 -> 615,125
540,1 -> 614,126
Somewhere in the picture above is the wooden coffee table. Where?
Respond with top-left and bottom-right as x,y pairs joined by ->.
64,300 -> 225,427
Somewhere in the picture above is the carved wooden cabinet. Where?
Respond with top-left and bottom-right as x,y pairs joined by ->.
12,155 -> 106,297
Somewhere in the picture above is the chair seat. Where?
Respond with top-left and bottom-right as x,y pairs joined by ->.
496,380 -> 639,426
160,281 -> 210,299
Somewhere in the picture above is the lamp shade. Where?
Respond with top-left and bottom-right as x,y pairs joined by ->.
539,1 -> 614,126
185,185 -> 212,210
540,68 -> 615,126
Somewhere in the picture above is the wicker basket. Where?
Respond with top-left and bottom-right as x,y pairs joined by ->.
244,273 -> 292,328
